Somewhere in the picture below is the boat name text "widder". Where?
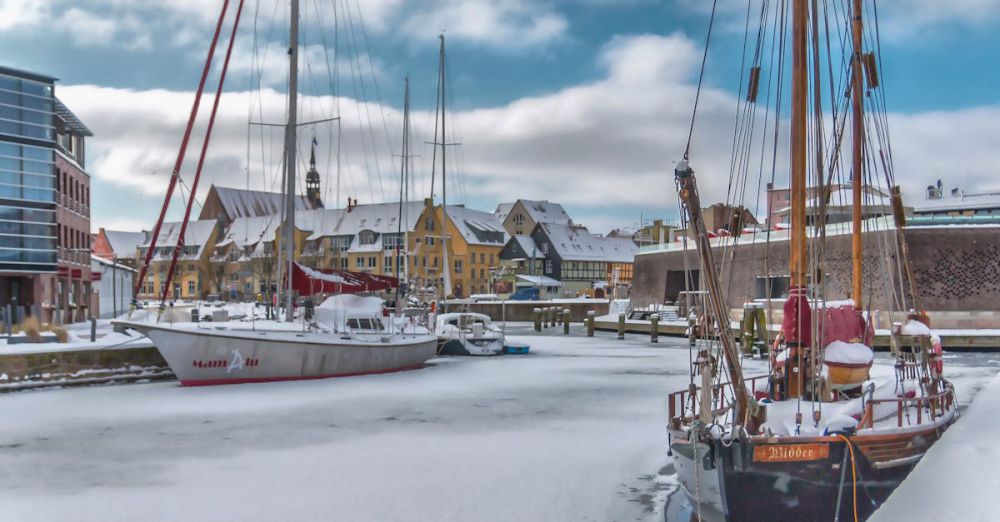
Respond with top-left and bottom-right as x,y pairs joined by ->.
752,443 -> 830,463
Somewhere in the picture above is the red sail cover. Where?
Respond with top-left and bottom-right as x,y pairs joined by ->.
818,303 -> 872,347
781,286 -> 812,346
290,262 -> 397,296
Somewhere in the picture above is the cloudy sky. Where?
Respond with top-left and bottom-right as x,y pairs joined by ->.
0,0 -> 997,234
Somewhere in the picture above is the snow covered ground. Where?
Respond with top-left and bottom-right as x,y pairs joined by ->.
0,326 -> 996,522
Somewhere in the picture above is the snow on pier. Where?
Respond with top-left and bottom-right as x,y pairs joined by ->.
872,368 -> 1000,522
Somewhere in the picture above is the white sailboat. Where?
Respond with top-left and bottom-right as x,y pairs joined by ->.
116,0 -> 437,386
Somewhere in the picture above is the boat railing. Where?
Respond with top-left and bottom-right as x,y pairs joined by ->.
668,374 -> 769,424
859,381 -> 956,430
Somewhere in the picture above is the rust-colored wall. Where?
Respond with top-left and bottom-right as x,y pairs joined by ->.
631,226 -> 1000,312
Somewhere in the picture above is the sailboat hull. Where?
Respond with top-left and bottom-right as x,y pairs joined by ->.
672,420 -> 954,521
116,322 -> 438,386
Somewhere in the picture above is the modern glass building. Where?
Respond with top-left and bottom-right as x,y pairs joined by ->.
0,65 -> 58,308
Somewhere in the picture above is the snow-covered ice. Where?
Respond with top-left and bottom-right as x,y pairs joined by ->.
0,326 -> 996,522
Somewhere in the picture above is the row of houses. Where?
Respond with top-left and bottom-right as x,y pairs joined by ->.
93,187 -> 642,302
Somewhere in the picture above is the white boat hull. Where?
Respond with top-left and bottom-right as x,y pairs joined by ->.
116,322 -> 438,386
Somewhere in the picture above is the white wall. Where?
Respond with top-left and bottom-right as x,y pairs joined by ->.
91,260 -> 134,319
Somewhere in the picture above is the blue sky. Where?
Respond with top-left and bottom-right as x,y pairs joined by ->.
0,0 -> 997,233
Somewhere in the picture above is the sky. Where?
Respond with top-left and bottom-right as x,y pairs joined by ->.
0,0 -> 997,234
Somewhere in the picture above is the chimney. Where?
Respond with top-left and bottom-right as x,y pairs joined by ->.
346,197 -> 353,212
424,197 -> 433,208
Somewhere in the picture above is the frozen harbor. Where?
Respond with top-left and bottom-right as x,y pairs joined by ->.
1,325 -> 997,522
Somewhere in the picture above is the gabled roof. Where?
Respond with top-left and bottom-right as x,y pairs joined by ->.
208,185 -> 314,220
513,235 -> 542,257
216,214 -> 282,249
306,202 -> 423,240
518,199 -> 572,225
102,230 -> 147,258
142,220 -> 217,260
494,202 -> 515,222
538,223 -> 637,263
445,205 -> 508,246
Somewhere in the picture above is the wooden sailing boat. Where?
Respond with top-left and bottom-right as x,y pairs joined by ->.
116,0 -> 437,385
667,1 -> 957,520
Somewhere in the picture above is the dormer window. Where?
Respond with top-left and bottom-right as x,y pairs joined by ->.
358,229 -> 376,246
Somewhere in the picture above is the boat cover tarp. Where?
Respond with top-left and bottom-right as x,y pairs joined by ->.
290,262 -> 398,296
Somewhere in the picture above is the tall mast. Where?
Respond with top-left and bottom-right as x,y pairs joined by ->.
850,0 -> 865,309
437,34 -> 451,303
282,0 -> 299,321
395,77 -> 410,306
789,0 -> 808,291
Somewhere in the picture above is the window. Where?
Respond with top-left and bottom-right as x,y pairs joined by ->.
455,259 -> 463,274
513,214 -> 524,225
427,236 -> 435,246
368,256 -> 376,268
480,253 -> 485,265
480,269 -> 485,280
341,258 -> 348,268
544,260 -> 553,274
432,256 -> 438,268
425,217 -> 435,231
541,243 -> 549,255
470,253 -> 476,265
384,256 -> 392,268
356,257 -> 364,268
489,254 -> 494,266
358,230 -> 376,245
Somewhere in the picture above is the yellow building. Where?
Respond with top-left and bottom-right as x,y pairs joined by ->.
410,199 -> 507,298
136,219 -> 220,301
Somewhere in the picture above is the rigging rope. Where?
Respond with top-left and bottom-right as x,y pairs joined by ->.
682,0 -> 719,161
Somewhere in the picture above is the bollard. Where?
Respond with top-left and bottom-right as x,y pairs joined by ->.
4,304 -> 11,335
16,305 -> 24,325
586,310 -> 595,337
551,308 -> 558,327
90,317 -> 97,342
542,307 -> 549,328
650,314 -> 659,343
617,312 -> 626,340
533,308 -> 542,332
563,309 -> 570,335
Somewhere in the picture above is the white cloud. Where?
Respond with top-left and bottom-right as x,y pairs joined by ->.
58,33 -> 1000,233
402,0 -> 568,48
0,0 -> 51,30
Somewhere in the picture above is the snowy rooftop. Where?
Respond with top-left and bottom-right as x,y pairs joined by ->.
539,223 -> 638,263
306,202 -> 423,240
207,185 -> 314,220
494,202 -> 515,223
141,220 -> 217,259
519,199 -> 572,225
216,215 -> 282,249
512,234 -> 544,258
445,205 -> 508,246
914,191 -> 1000,213
101,229 -> 147,258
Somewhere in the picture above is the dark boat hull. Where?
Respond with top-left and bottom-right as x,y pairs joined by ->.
672,423 -> 951,521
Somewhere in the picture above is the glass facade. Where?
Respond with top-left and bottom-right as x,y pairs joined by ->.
0,69 -> 57,272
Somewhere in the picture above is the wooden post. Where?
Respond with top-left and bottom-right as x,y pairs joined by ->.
533,308 -> 542,332
617,312 -> 625,340
650,314 -> 659,343
563,309 -> 570,335
586,310 -> 595,337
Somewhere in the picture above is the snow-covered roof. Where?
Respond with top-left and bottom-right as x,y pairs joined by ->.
914,191 -> 1000,214
516,199 -> 572,225
306,202 -> 423,240
516,274 -> 562,287
494,202 -> 515,222
774,184 -> 892,214
216,214 -> 282,249
102,229 -> 147,258
539,223 -> 638,263
209,185 -> 313,220
142,220 -> 218,260
513,234 -> 543,257
91,254 -> 136,272
445,205 -> 508,246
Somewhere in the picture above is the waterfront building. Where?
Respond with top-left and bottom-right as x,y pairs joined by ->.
92,228 -> 147,268
494,199 -> 573,236
90,255 -> 134,318
410,199 -> 507,298
914,179 -> 1000,218
135,219 -> 220,301
498,222 -> 637,298
0,65 -> 95,322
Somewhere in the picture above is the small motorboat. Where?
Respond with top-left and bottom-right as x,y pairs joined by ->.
434,312 -> 504,356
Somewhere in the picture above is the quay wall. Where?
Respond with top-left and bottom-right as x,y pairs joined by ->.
631,226 -> 1000,313
0,346 -> 173,391
458,301 -> 610,322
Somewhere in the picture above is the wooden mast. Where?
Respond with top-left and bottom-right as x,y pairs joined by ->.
282,0 -> 300,321
850,0 -> 866,309
437,34 -> 452,307
784,0 -> 810,399
789,0 -> 808,291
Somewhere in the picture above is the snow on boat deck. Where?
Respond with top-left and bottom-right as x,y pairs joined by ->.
0,327 -> 996,522
872,368 -> 1000,522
